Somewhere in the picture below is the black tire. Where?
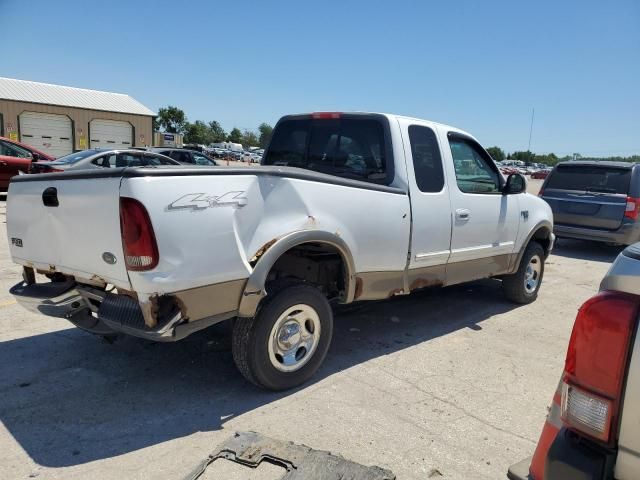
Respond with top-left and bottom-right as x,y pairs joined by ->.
232,283 -> 333,391
503,242 -> 545,304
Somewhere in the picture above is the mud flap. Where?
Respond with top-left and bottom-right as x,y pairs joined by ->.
184,431 -> 395,480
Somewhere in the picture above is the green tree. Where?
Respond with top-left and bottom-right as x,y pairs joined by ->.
156,106 -> 187,134
241,130 -> 259,147
183,120 -> 212,144
208,121 -> 226,143
258,123 -> 273,148
486,146 -> 505,161
227,127 -> 242,143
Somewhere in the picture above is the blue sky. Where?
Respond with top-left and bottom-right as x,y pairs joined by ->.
1,0 -> 638,156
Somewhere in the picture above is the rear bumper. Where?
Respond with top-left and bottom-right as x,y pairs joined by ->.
10,280 -> 236,342
10,279 -> 88,318
507,428 -> 615,480
554,222 -> 640,245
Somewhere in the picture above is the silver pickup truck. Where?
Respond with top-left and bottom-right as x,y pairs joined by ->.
509,244 -> 640,479
7,112 -> 554,390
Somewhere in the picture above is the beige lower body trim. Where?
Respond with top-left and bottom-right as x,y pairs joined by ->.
445,254 -> 514,286
174,278 -> 247,322
354,270 -> 405,301
354,254 -> 516,302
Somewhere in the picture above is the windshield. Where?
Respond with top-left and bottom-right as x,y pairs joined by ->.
54,150 -> 102,164
547,165 -> 631,194
263,117 -> 389,184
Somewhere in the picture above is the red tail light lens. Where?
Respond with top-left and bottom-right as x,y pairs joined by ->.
561,291 -> 639,444
625,196 -> 640,220
311,112 -> 342,119
120,197 -> 159,271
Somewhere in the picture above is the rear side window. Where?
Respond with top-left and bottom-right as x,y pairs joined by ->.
264,117 -> 390,184
547,165 -> 631,194
144,154 -> 179,166
170,151 -> 192,163
408,125 -> 444,192
192,153 -> 215,165
0,141 -> 31,158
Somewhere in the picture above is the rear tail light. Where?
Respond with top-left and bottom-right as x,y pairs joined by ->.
625,196 -> 640,220
528,291 -> 639,479
561,291 -> 639,444
561,383 -> 612,441
311,112 -> 341,119
120,197 -> 159,271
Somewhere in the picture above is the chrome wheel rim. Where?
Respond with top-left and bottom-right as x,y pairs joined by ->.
268,304 -> 321,372
524,254 -> 542,294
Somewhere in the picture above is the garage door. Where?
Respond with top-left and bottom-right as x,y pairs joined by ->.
90,119 -> 132,149
19,112 -> 73,158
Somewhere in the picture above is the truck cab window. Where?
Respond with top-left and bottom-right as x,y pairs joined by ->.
264,117 -> 389,184
408,125 -> 444,192
449,138 -> 500,194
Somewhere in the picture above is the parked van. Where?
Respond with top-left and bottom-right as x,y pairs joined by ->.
540,161 -> 640,245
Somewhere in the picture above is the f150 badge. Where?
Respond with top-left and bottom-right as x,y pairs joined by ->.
168,191 -> 247,211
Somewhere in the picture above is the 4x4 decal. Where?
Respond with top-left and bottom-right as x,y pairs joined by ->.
168,192 -> 247,210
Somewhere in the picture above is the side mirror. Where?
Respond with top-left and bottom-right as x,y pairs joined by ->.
504,173 -> 526,195
31,152 -> 40,161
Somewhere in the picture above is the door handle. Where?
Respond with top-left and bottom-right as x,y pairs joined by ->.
0,161 -> 8,166
455,208 -> 471,221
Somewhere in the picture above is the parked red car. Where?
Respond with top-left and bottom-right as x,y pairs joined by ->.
531,168 -> 551,180
0,136 -> 54,190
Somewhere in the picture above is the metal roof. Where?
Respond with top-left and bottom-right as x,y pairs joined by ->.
0,77 -> 155,116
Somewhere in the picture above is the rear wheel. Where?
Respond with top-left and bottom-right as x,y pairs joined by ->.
232,283 -> 333,390
503,242 -> 545,304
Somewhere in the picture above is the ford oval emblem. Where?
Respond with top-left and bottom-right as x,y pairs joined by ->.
102,252 -> 117,265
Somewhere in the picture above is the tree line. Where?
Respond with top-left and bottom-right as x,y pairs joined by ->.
485,146 -> 640,167
154,105 -> 273,148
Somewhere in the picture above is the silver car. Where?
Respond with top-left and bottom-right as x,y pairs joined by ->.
31,148 -> 180,173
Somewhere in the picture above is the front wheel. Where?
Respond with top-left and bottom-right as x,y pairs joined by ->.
232,283 -> 333,390
503,242 -> 545,304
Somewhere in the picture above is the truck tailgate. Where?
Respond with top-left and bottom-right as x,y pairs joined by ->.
6,176 -> 130,288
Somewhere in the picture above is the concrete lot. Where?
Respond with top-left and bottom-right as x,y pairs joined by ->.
0,179 -> 622,479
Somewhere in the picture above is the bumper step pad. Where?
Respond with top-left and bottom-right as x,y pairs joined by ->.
185,431 -> 395,480
98,293 -> 147,330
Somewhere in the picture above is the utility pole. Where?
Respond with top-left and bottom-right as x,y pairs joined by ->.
527,107 -> 535,152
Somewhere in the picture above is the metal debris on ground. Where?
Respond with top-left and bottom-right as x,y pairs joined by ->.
184,431 -> 396,480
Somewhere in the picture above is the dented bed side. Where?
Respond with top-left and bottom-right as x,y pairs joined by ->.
120,168 -> 411,321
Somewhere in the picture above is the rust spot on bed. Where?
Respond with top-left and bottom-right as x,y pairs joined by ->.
116,288 -> 138,300
249,238 -> 278,265
140,294 -> 160,328
409,278 -> 443,291
354,276 -> 363,300
173,295 -> 188,320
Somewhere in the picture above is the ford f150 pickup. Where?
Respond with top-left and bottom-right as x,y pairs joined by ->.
7,112 -> 555,390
